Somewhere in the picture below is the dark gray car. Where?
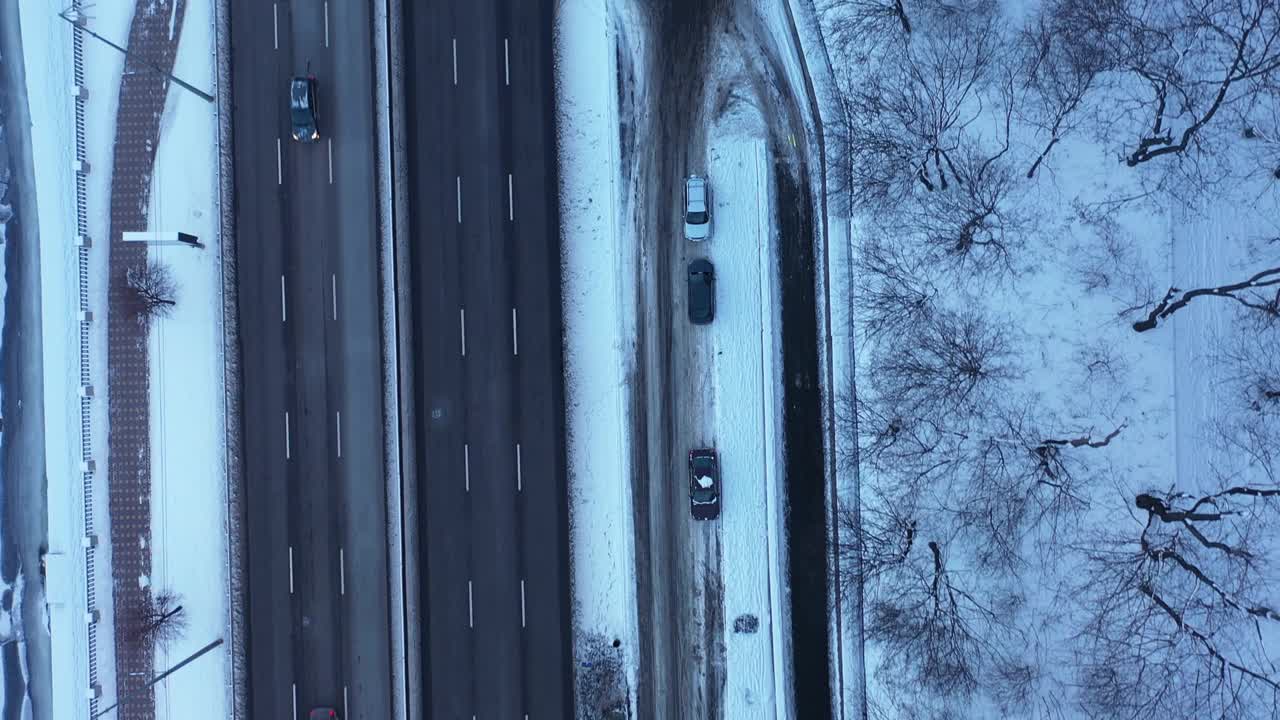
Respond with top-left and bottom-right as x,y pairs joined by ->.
687,258 -> 714,324
688,448 -> 720,520
290,76 -> 320,143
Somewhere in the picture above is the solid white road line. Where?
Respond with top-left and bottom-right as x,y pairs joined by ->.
344,686 -> 349,720
292,683 -> 297,719
340,547 -> 346,595
464,443 -> 471,492
328,138 -> 334,184
511,307 -> 519,355
324,2 -> 330,47
520,579 -> 526,628
288,546 -> 295,594
331,274 -> 338,320
456,176 -> 462,223
516,443 -> 522,491
280,275 -> 287,322
452,38 -> 458,85
284,411 -> 291,459
276,138 -> 282,185
504,38 -> 510,86
273,4 -> 279,50
459,308 -> 467,356
336,411 -> 343,459
468,580 -> 474,628
507,173 -> 514,221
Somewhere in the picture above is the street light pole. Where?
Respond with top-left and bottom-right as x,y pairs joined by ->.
92,637 -> 224,718
57,6 -> 215,103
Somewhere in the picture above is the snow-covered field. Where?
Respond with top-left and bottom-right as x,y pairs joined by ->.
145,0 -> 228,717
809,0 -> 1280,716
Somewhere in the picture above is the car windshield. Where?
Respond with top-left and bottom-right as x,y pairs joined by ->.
687,210 -> 708,224
290,84 -> 311,122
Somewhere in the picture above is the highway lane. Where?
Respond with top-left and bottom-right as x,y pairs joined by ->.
232,1 -> 391,718
401,0 -> 572,716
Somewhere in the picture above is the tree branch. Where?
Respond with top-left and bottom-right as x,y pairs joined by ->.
1133,267 -> 1280,332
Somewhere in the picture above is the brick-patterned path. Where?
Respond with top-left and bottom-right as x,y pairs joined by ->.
104,2 -> 187,718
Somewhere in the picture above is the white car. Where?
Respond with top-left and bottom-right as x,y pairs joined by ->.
683,175 -> 711,241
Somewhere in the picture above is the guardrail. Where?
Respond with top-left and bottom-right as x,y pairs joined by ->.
69,2 -> 101,716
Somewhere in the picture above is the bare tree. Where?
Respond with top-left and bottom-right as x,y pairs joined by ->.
1076,483 -> 1280,719
1216,319 -> 1280,411
1132,265 -> 1280,332
840,490 -> 917,592
821,0 -> 914,63
123,259 -> 179,324
1046,0 -> 1280,169
952,410 -> 1123,569
575,631 -> 629,720
129,587 -> 188,649
853,236 -> 937,343
834,0 -> 1001,212
1017,8 -> 1105,178
890,138 -> 1027,279
872,307 -> 1022,423
866,536 -> 1031,705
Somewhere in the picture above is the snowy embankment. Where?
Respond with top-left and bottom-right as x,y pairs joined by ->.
145,0 -> 228,717
22,0 -> 129,717
554,0 -> 643,713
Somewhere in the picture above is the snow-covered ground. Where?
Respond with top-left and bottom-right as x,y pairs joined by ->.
145,1 -> 228,717
553,0 -> 643,710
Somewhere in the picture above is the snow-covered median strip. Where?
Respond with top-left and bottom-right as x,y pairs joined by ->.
706,138 -> 789,719
555,0 -> 641,713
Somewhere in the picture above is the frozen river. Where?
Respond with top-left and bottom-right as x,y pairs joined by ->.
0,0 -> 52,717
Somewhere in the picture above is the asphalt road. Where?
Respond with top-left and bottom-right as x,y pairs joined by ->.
399,0 -> 572,717
622,1 -> 730,716
231,1 -> 392,719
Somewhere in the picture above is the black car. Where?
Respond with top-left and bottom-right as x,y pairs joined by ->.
290,76 -> 320,143
687,258 -> 715,324
688,448 -> 720,520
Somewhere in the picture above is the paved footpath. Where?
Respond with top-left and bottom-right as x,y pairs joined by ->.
103,2 -> 187,718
